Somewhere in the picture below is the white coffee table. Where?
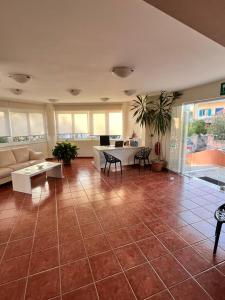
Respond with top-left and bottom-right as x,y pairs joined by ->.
12,162 -> 64,194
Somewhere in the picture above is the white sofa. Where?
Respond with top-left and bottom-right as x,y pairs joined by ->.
0,147 -> 45,185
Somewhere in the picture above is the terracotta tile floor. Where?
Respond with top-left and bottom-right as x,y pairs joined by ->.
0,158 -> 225,299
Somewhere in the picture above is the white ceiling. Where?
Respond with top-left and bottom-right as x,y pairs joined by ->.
0,0 -> 225,104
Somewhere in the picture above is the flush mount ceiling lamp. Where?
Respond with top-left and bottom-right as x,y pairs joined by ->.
48,99 -> 59,103
124,89 -> 136,96
100,97 -> 110,102
10,88 -> 23,95
112,66 -> 134,78
9,73 -> 31,84
69,89 -> 81,96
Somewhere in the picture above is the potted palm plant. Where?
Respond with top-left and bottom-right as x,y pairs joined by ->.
131,91 -> 182,171
52,142 -> 79,164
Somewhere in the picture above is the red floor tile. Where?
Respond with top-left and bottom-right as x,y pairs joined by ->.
26,268 -> 60,300
0,254 -> 30,284
106,228 -> 132,248
115,243 -> 146,270
60,239 -> 86,265
127,223 -> 153,241
196,268 -> 225,299
151,254 -> 190,287
157,231 -> 188,252
126,263 -> 165,299
145,219 -> 171,235
33,230 -> 58,252
170,278 -> 211,300
96,273 -> 135,300
148,290 -> 173,300
84,234 -> 111,256
176,225 -> 207,245
0,278 -> 26,300
174,246 -> 212,275
3,237 -> 33,260
29,246 -> 59,275
191,220 -> 216,238
61,258 -> 93,293
137,236 -> 169,260
59,226 -> 82,244
80,221 -> 103,238
62,284 -> 98,300
89,250 -> 121,280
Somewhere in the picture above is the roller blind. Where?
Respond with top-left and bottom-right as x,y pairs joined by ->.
93,113 -> 105,135
29,113 -> 45,135
11,112 -> 29,136
109,112 -> 122,135
74,113 -> 88,133
0,111 -> 8,136
57,113 -> 72,134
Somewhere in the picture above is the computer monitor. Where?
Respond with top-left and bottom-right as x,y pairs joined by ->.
100,135 -> 110,146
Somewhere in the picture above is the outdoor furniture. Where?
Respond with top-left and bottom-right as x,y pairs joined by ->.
134,147 -> 151,170
103,152 -> 122,176
213,203 -> 225,254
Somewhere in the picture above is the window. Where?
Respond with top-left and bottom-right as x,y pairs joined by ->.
93,113 -> 106,135
198,109 -> 211,117
56,110 -> 123,141
0,110 -> 46,145
74,113 -> 88,133
57,114 -> 72,134
11,112 -> 29,141
0,111 -> 10,143
109,112 -> 122,135
215,107 -> 224,114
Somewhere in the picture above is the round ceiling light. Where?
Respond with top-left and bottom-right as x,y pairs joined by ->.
112,66 -> 134,78
100,97 -> 110,102
9,73 -> 31,83
10,88 -> 23,95
70,89 -> 81,96
124,89 -> 136,96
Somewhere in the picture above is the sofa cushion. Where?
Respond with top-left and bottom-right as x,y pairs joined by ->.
0,167 -> 12,179
8,162 -> 30,171
0,150 -> 16,168
12,147 -> 30,163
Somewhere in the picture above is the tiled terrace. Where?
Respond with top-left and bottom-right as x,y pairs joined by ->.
0,159 -> 225,300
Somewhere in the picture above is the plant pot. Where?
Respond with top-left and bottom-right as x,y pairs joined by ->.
63,159 -> 71,165
151,160 -> 165,172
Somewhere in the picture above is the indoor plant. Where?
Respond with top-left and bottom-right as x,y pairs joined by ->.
52,142 -> 79,164
131,91 -> 182,171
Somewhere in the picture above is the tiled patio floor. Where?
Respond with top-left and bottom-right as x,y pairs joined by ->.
0,158 -> 225,299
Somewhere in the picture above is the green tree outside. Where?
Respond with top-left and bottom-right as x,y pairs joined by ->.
188,120 -> 207,136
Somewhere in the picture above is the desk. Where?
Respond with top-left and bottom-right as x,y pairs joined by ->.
93,145 -> 144,171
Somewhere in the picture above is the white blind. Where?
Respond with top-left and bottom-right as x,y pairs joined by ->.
0,111 -> 8,136
29,113 -> 45,135
93,113 -> 105,135
74,113 -> 88,133
11,112 -> 29,136
57,113 -> 72,133
109,112 -> 122,135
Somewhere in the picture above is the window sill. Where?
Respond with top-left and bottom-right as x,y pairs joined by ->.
0,140 -> 47,148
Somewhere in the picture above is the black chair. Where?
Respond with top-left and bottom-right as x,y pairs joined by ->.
103,152 -> 122,176
134,147 -> 151,170
213,203 -> 225,254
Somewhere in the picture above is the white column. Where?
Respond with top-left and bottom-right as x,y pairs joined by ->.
45,104 -> 56,158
